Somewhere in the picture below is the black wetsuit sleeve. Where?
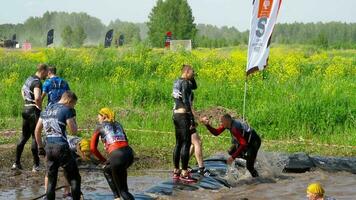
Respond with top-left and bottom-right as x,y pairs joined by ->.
181,80 -> 195,125
190,78 -> 197,90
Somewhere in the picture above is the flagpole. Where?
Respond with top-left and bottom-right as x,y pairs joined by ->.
242,75 -> 248,122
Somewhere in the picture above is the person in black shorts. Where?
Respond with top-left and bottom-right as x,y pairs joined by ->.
12,63 -> 48,171
35,91 -> 82,200
171,64 -> 197,183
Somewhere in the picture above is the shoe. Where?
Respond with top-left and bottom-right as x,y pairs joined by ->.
32,165 -> 40,172
179,173 -> 197,183
173,170 -> 181,180
198,167 -> 215,177
11,163 -> 23,170
63,193 -> 73,200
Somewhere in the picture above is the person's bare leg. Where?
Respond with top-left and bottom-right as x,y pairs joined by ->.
191,133 -> 204,168
44,175 -> 48,191
63,176 -> 71,196
189,144 -> 195,157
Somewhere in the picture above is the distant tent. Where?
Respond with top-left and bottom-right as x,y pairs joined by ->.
47,29 -> 54,46
104,29 -> 114,48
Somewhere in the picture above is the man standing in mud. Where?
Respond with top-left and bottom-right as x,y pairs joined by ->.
35,91 -> 81,200
171,64 -> 197,183
201,114 -> 261,177
12,63 -> 48,171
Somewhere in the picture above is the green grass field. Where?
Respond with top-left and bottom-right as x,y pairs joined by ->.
0,45 -> 355,158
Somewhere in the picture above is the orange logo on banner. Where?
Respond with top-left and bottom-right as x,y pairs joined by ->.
258,0 -> 273,18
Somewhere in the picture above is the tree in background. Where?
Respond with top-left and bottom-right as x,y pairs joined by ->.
73,25 -> 87,47
61,25 -> 73,47
147,0 -> 197,47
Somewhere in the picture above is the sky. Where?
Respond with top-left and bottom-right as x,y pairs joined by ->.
1,0 -> 355,31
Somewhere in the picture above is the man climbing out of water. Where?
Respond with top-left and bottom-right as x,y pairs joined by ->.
35,91 -> 82,200
201,114 -> 261,177
306,183 -> 336,200
42,66 -> 70,106
90,108 -> 135,200
185,72 -> 212,176
12,63 -> 48,172
171,64 -> 197,183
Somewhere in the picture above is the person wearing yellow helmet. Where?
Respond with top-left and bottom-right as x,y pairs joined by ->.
306,182 -> 336,200
90,107 -> 134,200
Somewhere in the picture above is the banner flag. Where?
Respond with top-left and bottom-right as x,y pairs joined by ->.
47,29 -> 54,46
104,29 -> 114,48
247,0 -> 282,75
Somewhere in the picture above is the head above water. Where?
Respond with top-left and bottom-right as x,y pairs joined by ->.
307,182 -> 325,199
181,64 -> 194,80
98,107 -> 115,123
36,63 -> 48,80
78,138 -> 91,160
59,91 -> 78,108
220,114 -> 233,128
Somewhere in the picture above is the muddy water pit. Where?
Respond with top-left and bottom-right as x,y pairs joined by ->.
1,154 -> 356,200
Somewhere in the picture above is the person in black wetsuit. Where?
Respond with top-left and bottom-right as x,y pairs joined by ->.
35,91 -> 82,200
171,64 -> 197,183
90,107 -> 134,200
12,63 -> 48,171
201,114 -> 261,177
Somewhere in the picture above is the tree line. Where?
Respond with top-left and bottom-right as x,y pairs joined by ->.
1,10 -> 355,49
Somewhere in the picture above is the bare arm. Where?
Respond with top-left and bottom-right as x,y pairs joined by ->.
41,93 -> 47,101
33,87 -> 42,110
35,118 -> 44,148
66,117 -> 78,135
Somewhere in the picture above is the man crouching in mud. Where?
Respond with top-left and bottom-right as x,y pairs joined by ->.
35,91 -> 82,200
201,114 -> 261,177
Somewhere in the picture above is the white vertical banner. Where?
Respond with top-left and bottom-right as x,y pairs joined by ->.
247,0 -> 282,75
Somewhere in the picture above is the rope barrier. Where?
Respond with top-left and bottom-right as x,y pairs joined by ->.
1,128 -> 356,149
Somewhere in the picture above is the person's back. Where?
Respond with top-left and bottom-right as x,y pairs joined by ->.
22,75 -> 42,105
43,76 -> 70,105
41,103 -> 73,142
230,119 -> 260,144
42,67 -> 70,106
97,121 -> 129,153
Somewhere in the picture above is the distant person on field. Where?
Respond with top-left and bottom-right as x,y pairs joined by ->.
12,63 -> 48,171
307,183 -> 336,200
201,114 -> 261,177
42,66 -> 70,106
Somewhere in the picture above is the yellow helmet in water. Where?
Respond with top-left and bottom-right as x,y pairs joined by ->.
80,138 -> 90,153
307,182 -> 325,196
99,107 -> 115,122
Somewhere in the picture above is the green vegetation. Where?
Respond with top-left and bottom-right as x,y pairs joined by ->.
0,46 -> 355,157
